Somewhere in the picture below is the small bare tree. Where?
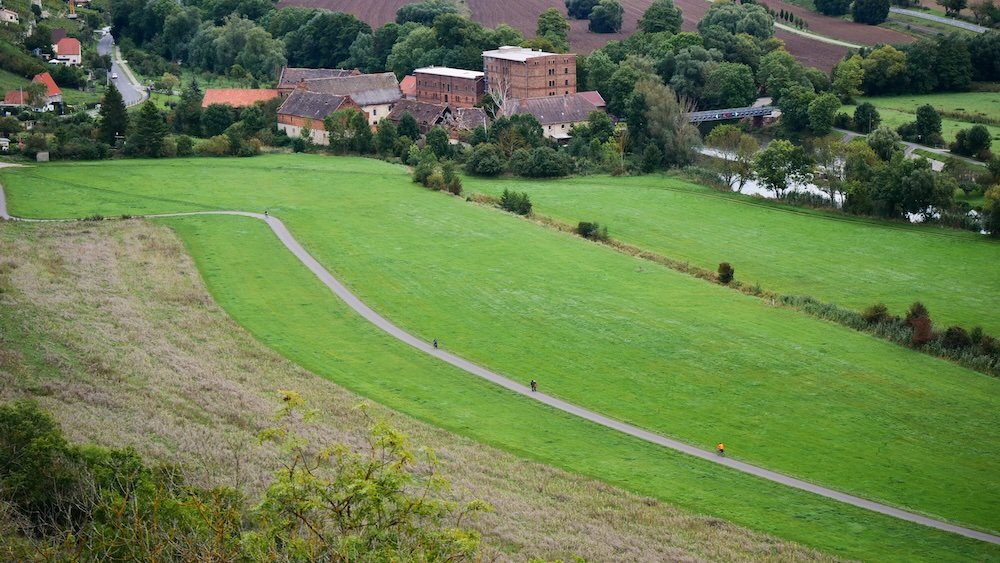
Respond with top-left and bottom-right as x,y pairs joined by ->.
486,75 -> 518,120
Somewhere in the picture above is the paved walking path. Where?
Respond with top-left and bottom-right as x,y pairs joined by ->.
890,7 -> 988,33
1,183 -> 998,545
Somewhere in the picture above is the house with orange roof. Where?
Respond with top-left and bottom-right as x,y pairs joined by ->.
53,38 -> 82,66
201,88 -> 280,108
4,73 -> 62,111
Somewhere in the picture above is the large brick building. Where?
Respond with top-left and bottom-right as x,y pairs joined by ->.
482,46 -> 576,100
413,66 -> 485,108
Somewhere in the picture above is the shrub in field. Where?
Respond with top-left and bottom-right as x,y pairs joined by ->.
499,189 -> 532,215
577,221 -> 609,241
905,301 -> 930,327
424,171 -> 445,191
196,135 -> 230,156
718,262 -> 734,284
861,303 -> 891,325
910,315 -> 934,346
466,143 -> 505,176
942,326 -> 973,350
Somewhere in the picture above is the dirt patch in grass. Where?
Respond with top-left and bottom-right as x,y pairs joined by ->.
0,220 -> 835,563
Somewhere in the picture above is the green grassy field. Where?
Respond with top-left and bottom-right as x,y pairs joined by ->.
2,155 -> 998,541
158,214 -> 997,562
843,91 -> 1000,145
466,173 -> 1000,335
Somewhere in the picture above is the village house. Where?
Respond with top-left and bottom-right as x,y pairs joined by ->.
276,90 -> 362,145
4,72 -> 62,112
300,72 -> 401,126
276,67 -> 359,96
0,8 -> 19,24
513,92 -> 605,140
52,37 -> 82,66
413,66 -> 485,108
201,88 -> 280,108
482,46 -> 577,100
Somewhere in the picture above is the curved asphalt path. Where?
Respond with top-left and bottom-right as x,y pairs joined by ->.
889,7 -> 988,33
1,182 -> 998,545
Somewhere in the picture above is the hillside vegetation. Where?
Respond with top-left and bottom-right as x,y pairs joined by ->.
0,220 -> 839,561
2,156 -> 999,557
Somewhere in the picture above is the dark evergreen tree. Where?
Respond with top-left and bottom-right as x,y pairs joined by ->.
97,83 -> 128,146
174,80 -> 203,136
130,101 -> 167,158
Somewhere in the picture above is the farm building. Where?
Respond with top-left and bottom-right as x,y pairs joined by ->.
201,89 -> 280,108
513,92 -> 604,140
52,38 -> 82,66
400,75 -> 416,99
482,46 -> 576,100
387,100 -> 451,135
0,8 -> 19,24
452,106 -> 489,134
413,66 -> 485,108
276,90 -> 362,146
276,67 -> 359,96
300,73 -> 402,126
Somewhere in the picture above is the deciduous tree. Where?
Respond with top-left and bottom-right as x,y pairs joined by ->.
589,0 -> 625,33
753,139 -> 812,197
638,0 -> 683,33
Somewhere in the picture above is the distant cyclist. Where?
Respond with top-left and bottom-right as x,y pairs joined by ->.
530,379 -> 537,392
432,338 -> 438,349
716,443 -> 725,457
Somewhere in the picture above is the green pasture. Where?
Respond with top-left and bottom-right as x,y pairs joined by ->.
844,91 -> 1000,145
157,213 -> 995,562
466,174 -> 1000,335
2,155 -> 998,538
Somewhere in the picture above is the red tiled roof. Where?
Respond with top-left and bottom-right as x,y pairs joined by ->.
400,75 -> 416,98
33,72 -> 60,97
3,90 -> 26,105
55,37 -> 81,56
578,90 -> 606,108
201,89 -> 280,108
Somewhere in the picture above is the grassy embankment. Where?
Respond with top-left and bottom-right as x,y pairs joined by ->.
465,173 -> 1000,334
0,220 -> 847,562
842,91 -> 1000,146
1,156 -> 998,558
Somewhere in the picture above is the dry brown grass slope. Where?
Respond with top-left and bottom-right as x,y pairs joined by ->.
0,220 -> 838,562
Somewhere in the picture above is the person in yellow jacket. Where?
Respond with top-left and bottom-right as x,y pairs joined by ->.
716,442 -> 725,456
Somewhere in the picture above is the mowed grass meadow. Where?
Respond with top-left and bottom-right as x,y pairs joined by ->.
466,173 -> 1000,335
843,91 -> 1000,145
2,155 -> 998,543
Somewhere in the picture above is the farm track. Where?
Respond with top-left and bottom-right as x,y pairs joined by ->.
2,180 -> 998,545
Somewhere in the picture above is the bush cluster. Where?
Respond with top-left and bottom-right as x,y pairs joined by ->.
0,399 -> 488,561
577,221 -> 609,241
413,157 -> 462,195
718,262 -> 734,284
499,189 -> 532,215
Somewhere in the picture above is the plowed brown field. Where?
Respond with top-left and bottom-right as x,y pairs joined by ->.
277,0 -> 907,70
